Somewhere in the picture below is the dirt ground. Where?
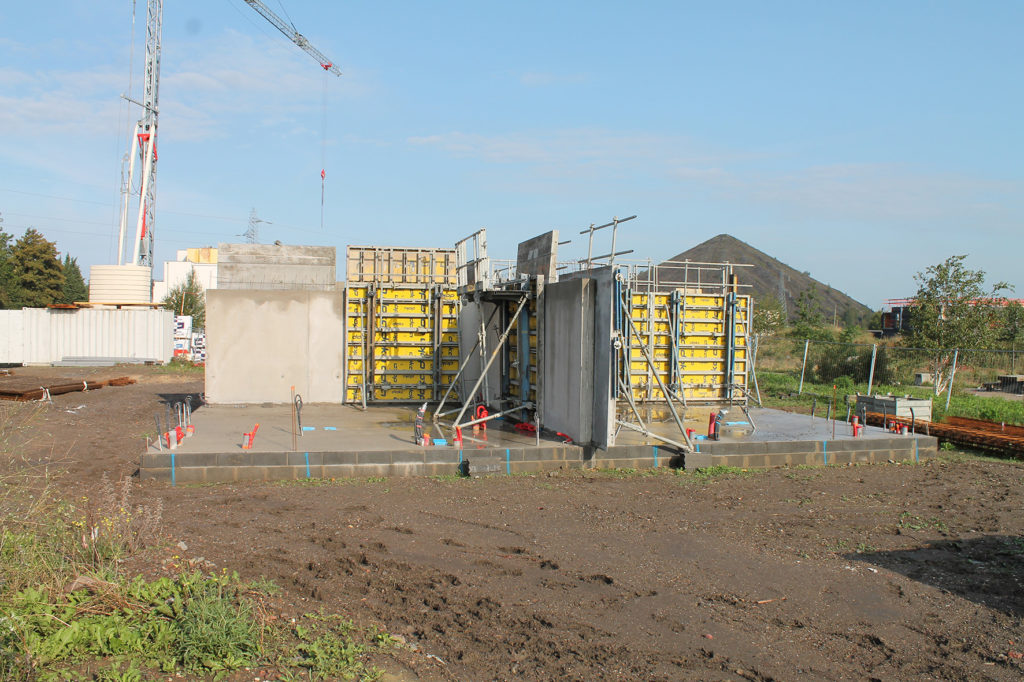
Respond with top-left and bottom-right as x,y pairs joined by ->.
4,366 -> 1024,681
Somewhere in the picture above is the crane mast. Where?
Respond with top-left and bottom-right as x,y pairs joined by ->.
243,0 -> 342,76
117,0 -> 161,267
115,0 -> 338,268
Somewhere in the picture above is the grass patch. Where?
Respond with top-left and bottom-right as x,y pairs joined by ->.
898,512 -> 948,533
152,358 -> 204,375
0,404 -> 390,681
592,467 -> 668,478
684,465 -> 757,482
758,370 -> 1024,425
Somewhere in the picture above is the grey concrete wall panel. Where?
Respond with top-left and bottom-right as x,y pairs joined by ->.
540,277 -> 595,444
206,289 -> 345,404
456,300 -> 502,405
217,243 -> 336,291
589,267 -> 616,448
516,231 -> 559,281
562,267 -> 616,448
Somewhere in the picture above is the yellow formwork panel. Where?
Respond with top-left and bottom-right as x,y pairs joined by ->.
625,290 -> 749,403
346,283 -> 461,402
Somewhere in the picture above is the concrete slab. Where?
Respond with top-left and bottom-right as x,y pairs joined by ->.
140,404 -> 937,482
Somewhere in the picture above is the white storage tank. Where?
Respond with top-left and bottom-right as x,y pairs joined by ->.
89,265 -> 153,303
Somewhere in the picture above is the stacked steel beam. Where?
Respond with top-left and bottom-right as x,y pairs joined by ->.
864,411 -> 1024,457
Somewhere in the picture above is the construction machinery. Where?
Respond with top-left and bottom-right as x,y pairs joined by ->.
114,0 -> 340,270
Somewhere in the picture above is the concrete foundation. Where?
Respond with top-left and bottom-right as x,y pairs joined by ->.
139,405 -> 938,483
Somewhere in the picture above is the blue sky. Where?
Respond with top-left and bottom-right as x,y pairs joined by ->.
0,1 -> 1020,308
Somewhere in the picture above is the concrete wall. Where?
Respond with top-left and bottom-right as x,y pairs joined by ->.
217,243 -> 336,291
205,290 -> 345,403
456,299 -> 502,405
516,231 -> 559,281
541,277 -> 595,444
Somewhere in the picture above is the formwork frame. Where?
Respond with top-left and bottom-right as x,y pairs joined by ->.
343,245 -> 463,404
341,235 -> 753,455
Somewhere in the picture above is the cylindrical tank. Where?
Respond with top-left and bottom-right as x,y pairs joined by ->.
88,265 -> 153,303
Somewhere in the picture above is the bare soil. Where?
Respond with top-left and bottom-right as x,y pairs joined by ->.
4,367 -> 1024,680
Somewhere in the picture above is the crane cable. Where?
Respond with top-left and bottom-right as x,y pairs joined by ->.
320,63 -> 329,230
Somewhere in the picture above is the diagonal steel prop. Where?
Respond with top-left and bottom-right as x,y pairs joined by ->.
450,295 -> 530,434
433,302 -> 502,423
619,288 -> 692,448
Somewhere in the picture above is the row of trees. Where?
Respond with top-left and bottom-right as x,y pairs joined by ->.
0,227 -> 88,308
0,225 -> 206,327
753,254 -> 1019,396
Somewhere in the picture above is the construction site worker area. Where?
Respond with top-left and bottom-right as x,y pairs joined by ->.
138,225 -> 938,484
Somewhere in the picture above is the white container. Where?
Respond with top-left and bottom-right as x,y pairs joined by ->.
89,265 -> 153,303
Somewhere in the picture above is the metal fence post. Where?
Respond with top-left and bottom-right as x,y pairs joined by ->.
798,339 -> 810,395
945,348 -> 959,412
866,344 -> 877,396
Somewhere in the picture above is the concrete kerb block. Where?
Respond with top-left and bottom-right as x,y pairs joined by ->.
251,451 -> 289,467
287,452 -> 324,467
357,451 -> 394,466
173,467 -> 209,484
235,467 -> 270,482
423,462 -> 460,477
424,451 -> 461,466
322,452 -> 358,465
322,464 -> 357,479
141,453 -> 170,469
357,463 -> 391,479
182,452 -> 220,467
139,467 -> 169,481
389,462 -> 422,478
204,466 -> 239,483
217,452 -> 251,467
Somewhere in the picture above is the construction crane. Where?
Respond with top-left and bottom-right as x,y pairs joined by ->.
115,1 -> 339,269
243,0 -> 342,76
116,0 -> 161,267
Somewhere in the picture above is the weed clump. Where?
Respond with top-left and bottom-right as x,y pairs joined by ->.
0,406 -> 388,680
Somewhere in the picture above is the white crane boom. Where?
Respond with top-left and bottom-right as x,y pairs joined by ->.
243,0 -> 342,76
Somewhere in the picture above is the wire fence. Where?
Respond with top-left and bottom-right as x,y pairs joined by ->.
751,336 -> 1024,411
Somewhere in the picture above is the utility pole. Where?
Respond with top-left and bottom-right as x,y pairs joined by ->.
243,209 -> 270,244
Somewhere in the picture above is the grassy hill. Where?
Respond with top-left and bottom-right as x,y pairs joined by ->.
655,234 -> 873,325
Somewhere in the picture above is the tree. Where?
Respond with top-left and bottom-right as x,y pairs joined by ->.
10,228 -> 64,308
60,254 -> 89,304
999,301 -> 1024,348
0,227 -> 18,308
904,254 -> 1011,396
162,268 -> 206,329
790,284 -> 831,342
752,292 -> 785,338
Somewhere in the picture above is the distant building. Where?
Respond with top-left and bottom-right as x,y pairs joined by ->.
151,248 -> 218,303
880,297 -> 1024,337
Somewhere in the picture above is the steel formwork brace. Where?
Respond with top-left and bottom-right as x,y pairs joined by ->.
452,403 -> 531,431
618,285 -> 693,449
433,303 -> 502,423
615,378 -> 691,450
445,294 -> 530,435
